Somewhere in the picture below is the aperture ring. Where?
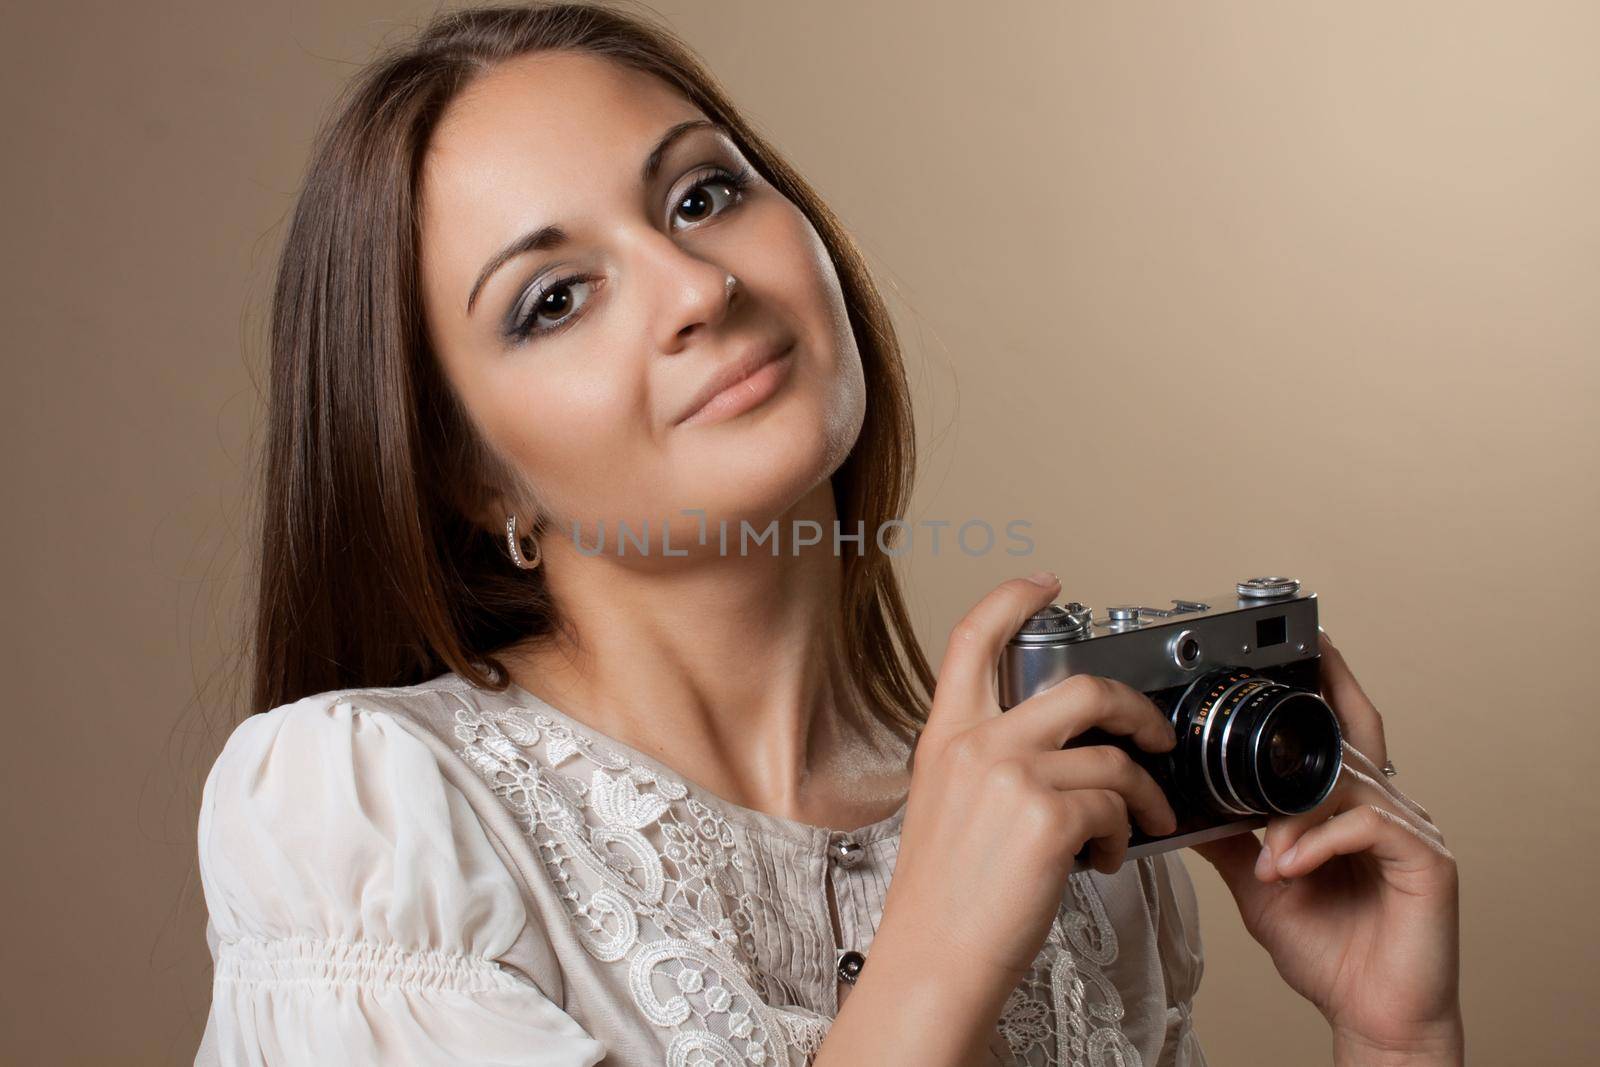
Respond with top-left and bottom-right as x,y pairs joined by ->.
1220,681 -> 1282,815
1200,676 -> 1270,817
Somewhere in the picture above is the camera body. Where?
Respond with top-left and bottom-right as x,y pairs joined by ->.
998,576 -> 1342,873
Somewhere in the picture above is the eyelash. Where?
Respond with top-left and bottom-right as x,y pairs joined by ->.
506,163 -> 755,344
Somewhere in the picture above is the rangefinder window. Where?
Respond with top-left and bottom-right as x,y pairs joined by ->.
1256,615 -> 1287,649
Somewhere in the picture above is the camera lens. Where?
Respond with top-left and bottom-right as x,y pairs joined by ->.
1168,668 -> 1343,817
1267,722 -> 1305,778
1252,693 -> 1341,813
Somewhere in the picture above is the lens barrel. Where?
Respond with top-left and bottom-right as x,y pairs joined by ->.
1168,668 -> 1342,817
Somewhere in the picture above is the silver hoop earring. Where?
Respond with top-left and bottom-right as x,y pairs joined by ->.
505,513 -> 542,570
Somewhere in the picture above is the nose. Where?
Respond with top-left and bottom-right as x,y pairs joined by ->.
643,236 -> 740,354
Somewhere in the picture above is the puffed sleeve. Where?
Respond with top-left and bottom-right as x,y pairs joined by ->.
1151,852 -> 1209,1066
193,692 -> 607,1067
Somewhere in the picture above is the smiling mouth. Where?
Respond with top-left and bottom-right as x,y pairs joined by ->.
676,340 -> 796,427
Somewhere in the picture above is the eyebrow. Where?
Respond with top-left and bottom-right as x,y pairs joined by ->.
465,117 -> 726,315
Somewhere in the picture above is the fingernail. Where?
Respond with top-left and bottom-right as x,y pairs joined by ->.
1255,845 -> 1273,879
1027,571 -> 1060,587
1278,844 -> 1298,869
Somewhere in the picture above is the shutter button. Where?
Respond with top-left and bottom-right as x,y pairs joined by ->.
828,837 -> 865,869
836,949 -> 865,985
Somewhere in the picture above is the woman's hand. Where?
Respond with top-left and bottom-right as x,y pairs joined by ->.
818,573 -> 1182,1067
1191,631 -> 1463,1065
881,574 -> 1182,969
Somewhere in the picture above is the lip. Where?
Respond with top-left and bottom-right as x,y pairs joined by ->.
674,339 -> 796,427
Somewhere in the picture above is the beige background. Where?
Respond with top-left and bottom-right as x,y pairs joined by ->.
4,1 -> 1595,1063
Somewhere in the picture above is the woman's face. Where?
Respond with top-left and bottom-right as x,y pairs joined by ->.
417,51 -> 866,554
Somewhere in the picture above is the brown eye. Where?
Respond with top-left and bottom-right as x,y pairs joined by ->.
511,275 -> 596,341
669,167 -> 751,232
538,287 -> 573,320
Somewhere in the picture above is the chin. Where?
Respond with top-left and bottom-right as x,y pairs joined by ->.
675,407 -> 850,524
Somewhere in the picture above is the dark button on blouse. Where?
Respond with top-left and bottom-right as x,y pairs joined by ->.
836,949 -> 866,985
827,837 -> 865,869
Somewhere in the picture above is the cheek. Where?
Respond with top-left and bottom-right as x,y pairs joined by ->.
792,215 -> 858,355
484,358 -> 658,519
783,220 -> 865,440
735,204 -> 865,405
791,221 -> 867,462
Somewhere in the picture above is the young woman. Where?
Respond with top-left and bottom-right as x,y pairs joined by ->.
193,4 -> 1462,1064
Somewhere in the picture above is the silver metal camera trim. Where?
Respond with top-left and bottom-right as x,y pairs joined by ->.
1222,682 -> 1293,816
1169,629 -> 1201,669
998,584 -> 1321,710
1237,576 -> 1301,599
1207,678 -> 1266,817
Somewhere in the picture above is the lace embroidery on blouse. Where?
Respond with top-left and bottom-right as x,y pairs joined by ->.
451,696 -> 1141,1067
997,885 -> 1144,1066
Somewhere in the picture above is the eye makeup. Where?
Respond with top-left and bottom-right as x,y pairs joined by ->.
500,161 -> 755,345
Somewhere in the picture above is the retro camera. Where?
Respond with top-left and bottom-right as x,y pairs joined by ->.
998,576 -> 1343,872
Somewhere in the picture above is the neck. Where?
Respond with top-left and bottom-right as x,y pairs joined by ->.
498,479 -> 914,828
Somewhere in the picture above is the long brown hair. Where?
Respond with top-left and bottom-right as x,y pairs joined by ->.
250,1 -> 934,734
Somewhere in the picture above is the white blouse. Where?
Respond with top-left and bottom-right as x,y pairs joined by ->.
193,693 -> 607,1066
194,670 -> 1208,1066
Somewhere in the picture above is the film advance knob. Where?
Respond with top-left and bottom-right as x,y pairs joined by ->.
1237,576 -> 1301,599
1013,601 -> 1093,643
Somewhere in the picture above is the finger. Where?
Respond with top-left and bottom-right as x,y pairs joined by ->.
1191,830 -> 1274,925
1273,802 -> 1453,881
1338,741 -> 1435,826
928,573 -> 1062,729
1316,630 -> 1387,765
1032,745 -> 1177,837
1338,764 -> 1444,846
1003,672 -> 1178,755
1260,765 -> 1443,879
1064,788 -> 1133,875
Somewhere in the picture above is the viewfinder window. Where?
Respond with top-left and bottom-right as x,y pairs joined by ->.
1256,615 -> 1287,649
